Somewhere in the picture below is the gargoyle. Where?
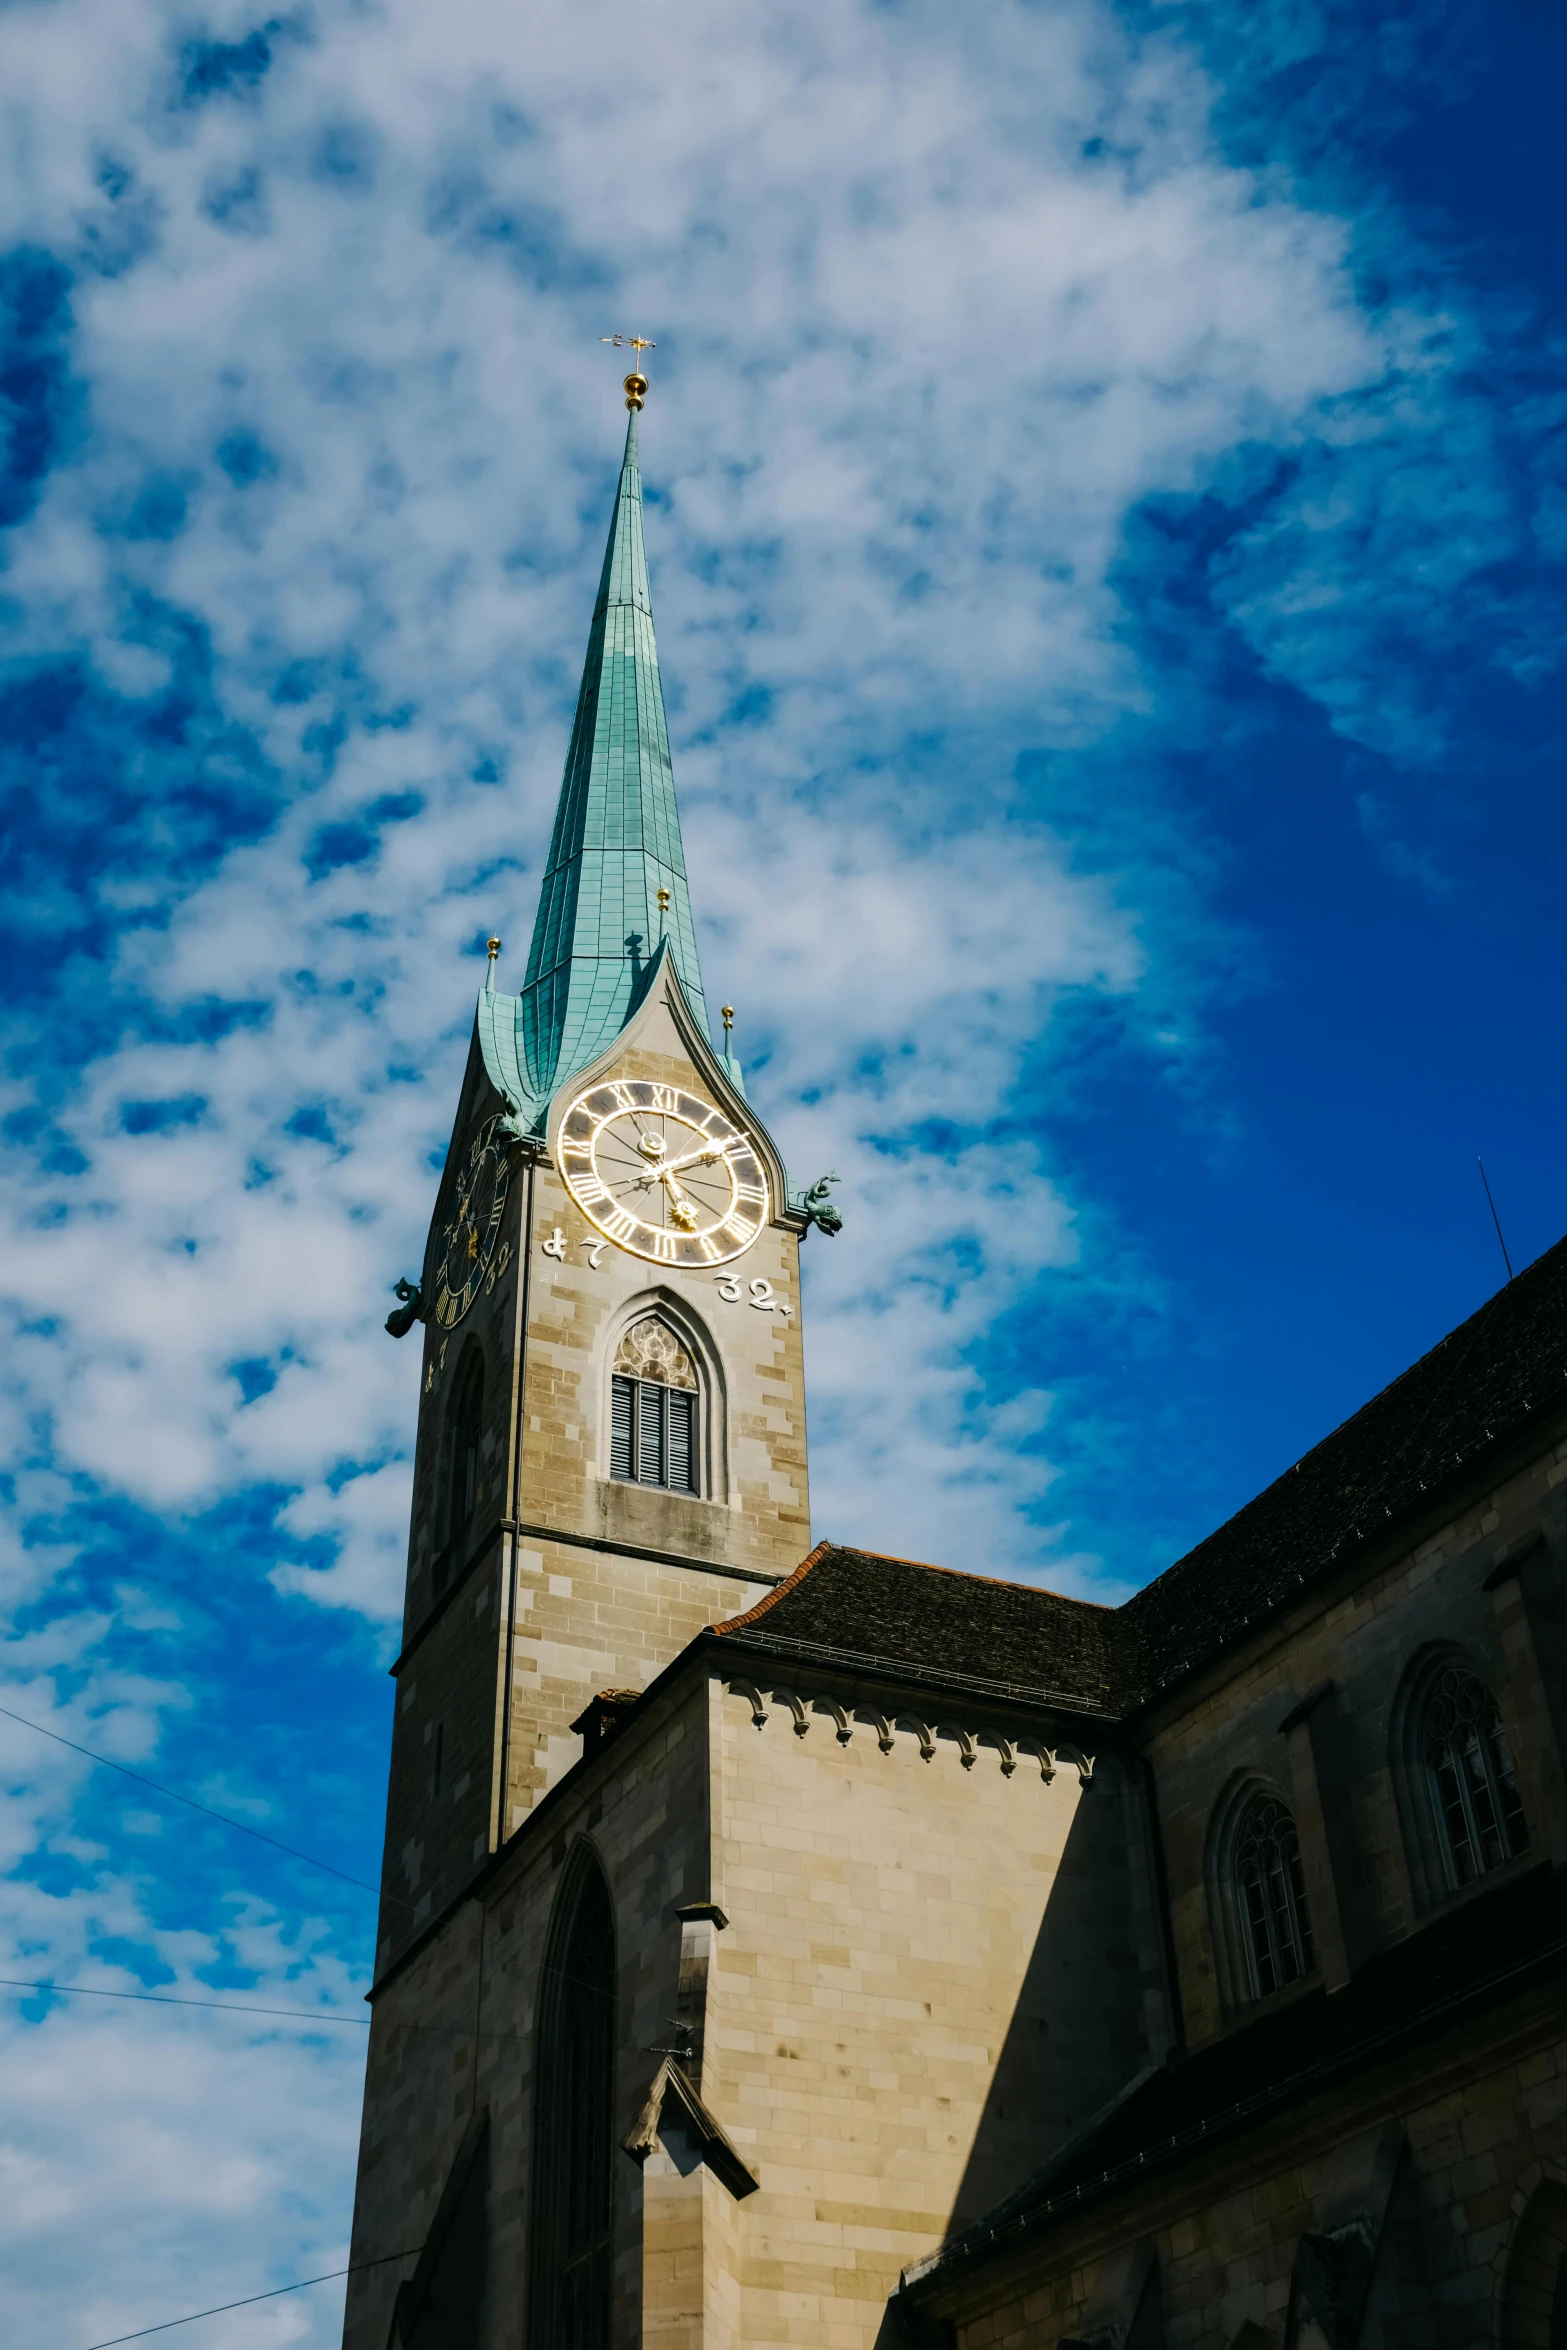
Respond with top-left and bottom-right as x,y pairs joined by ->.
385,1277 -> 425,1338
801,1171 -> 844,1237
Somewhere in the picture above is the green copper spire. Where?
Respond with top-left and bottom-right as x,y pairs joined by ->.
516,405 -> 708,1098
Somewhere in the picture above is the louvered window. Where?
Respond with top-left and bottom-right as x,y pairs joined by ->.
610,1378 -> 635,1480
639,1379 -> 665,1484
668,1389 -> 693,1492
608,1320 -> 699,1496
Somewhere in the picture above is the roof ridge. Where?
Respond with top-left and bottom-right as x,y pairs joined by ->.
711,1540 -> 832,1636
828,1540 -> 1116,1613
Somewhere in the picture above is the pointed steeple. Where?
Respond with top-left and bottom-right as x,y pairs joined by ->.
515,405 -> 709,1101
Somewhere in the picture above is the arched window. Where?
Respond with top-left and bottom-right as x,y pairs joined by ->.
1422,1664 -> 1527,1888
1501,2177 -> 1567,2347
434,1350 -> 485,1597
528,1852 -> 617,2350
1234,1792 -> 1315,1997
610,1317 -> 699,1495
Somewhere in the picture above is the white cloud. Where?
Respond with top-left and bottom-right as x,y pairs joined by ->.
0,0 -> 1387,1620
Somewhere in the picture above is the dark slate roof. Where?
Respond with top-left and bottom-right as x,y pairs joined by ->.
898,1859 -> 1567,2299
714,1542 -> 1122,1718
716,1236 -> 1567,1719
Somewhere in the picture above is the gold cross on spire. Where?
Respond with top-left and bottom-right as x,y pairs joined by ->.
602,333 -> 656,410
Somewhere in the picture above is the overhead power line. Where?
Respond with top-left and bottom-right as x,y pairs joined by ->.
0,1976 -> 370,2027
0,1969 -> 610,2049
81,2245 -> 423,2349
0,1700 -> 384,1903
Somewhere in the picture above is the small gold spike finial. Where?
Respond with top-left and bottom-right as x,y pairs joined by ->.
602,333 -> 655,409
721,1003 -> 735,1035
485,935 -> 501,993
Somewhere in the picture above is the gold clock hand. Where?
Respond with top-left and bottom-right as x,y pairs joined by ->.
657,1132 -> 749,1177
657,1166 -> 701,1227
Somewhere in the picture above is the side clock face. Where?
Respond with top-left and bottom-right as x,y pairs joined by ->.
432,1116 -> 513,1328
558,1079 -> 768,1267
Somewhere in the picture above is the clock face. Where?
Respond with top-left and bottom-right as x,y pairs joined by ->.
558,1079 -> 768,1266
432,1116 -> 513,1328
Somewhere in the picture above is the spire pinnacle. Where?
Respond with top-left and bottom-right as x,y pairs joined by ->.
601,333 -> 655,410
510,374 -> 709,1105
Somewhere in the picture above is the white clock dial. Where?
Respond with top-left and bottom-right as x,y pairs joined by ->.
557,1079 -> 768,1266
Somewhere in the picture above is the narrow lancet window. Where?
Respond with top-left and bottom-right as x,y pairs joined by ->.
1423,1665 -> 1527,1886
610,1318 -> 698,1495
435,1350 -> 485,1596
1234,1793 -> 1314,1997
529,1858 -> 617,2350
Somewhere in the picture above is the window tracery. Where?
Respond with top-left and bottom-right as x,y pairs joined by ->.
610,1315 -> 699,1494
1234,1792 -> 1315,1998
1421,1664 -> 1527,1888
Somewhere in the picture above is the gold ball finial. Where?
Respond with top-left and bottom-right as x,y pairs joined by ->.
486,935 -> 502,961
602,334 -> 655,409
721,1003 -> 734,1034
656,886 -> 671,914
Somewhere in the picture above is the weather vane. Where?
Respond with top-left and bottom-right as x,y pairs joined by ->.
602,333 -> 656,410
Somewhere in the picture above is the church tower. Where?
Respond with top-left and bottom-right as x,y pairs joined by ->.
346,363 -> 1172,2350
370,365 -> 815,1983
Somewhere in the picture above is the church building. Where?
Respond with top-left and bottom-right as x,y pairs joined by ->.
342,365 -> 1567,2350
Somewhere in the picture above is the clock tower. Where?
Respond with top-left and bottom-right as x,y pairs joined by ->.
368,368 -> 816,1985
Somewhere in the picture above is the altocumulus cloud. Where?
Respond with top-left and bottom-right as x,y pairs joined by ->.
0,0 -> 1562,2341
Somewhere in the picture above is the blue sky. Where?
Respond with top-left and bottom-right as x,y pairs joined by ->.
2,0 -> 1565,2339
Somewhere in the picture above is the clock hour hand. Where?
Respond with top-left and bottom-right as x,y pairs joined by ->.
656,1166 -> 700,1230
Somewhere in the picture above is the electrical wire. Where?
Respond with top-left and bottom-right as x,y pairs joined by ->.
0,1974 -> 541,2047
81,2245 -> 423,2349
0,1976 -> 370,2027
0,1700 -> 385,1902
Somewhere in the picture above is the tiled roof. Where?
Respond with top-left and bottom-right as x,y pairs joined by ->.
717,1237 -> 1567,1717
714,1542 -> 1122,1716
899,1859 -> 1567,2294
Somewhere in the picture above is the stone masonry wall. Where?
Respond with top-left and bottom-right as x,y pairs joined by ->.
705,1674 -> 1157,2350
376,1005 -> 809,1970
344,1666 -> 715,2350
921,1985 -> 1567,2350
1145,1428 -> 1567,2047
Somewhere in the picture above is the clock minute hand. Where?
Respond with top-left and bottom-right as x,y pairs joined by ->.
657,1132 -> 750,1178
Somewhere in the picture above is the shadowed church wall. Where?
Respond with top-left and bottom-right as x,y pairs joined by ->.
1145,1429 -> 1567,2048
900,1989 -> 1567,2350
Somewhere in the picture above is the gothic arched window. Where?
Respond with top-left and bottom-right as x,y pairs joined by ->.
1501,2177 -> 1567,2347
1234,1792 -> 1315,1998
528,1853 -> 617,2350
1422,1664 -> 1527,1888
434,1350 -> 485,1598
610,1318 -> 699,1495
